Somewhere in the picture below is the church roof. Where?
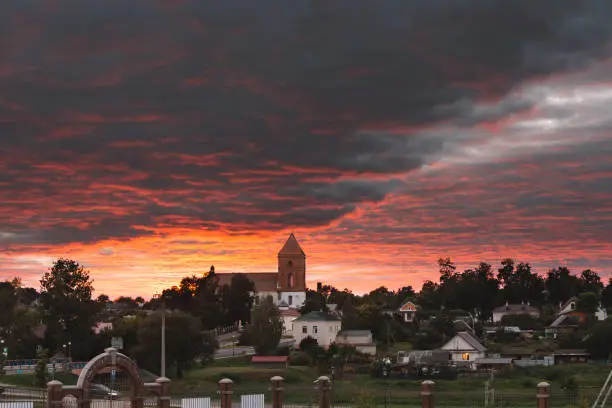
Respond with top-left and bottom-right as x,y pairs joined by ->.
278,233 -> 305,256
217,272 -> 278,292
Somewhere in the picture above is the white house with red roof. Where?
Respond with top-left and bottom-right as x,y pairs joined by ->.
217,233 -> 307,309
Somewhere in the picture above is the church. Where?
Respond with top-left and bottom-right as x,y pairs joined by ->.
216,233 -> 307,309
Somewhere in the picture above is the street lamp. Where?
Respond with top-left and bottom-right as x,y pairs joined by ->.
153,294 -> 167,378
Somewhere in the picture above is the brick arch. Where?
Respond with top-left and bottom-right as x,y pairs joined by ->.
47,348 -> 171,408
76,347 -> 143,399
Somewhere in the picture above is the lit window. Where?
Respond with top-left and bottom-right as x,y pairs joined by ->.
313,326 -> 318,334
462,353 -> 470,361
302,326 -> 307,334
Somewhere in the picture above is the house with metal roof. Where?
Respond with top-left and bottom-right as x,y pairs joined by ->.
439,331 -> 487,369
335,330 -> 377,355
292,311 -> 341,348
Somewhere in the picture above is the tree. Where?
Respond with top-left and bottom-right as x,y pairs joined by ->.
417,280 -> 441,311
0,281 -> 17,330
602,279 -> 612,308
220,274 -> 255,325
247,296 -> 283,355
578,270 -> 603,295
584,320 -> 612,360
34,348 -> 50,387
299,336 -> 319,351
300,289 -> 328,314
546,267 -> 580,305
340,297 -> 362,330
39,259 -> 100,358
132,310 -> 217,379
96,294 -> 110,304
576,292 -> 599,314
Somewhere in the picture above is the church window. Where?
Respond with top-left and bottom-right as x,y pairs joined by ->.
288,273 -> 294,288
313,326 -> 318,334
302,326 -> 307,334
288,260 -> 293,267
288,295 -> 293,305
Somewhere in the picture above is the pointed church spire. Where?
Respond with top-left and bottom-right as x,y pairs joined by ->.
278,233 -> 305,256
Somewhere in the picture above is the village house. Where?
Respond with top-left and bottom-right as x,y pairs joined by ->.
335,330 -> 377,355
292,311 -> 341,348
397,300 -> 418,322
492,302 -> 540,323
439,331 -> 487,369
217,233 -> 308,309
546,297 -> 607,337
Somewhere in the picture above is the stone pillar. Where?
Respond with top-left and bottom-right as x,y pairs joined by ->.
219,378 -> 234,408
421,380 -> 435,408
316,376 -> 331,408
537,382 -> 550,408
47,380 -> 64,408
156,377 -> 171,408
271,376 -> 284,408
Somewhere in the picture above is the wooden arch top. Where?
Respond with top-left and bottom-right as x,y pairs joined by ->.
76,347 -> 143,396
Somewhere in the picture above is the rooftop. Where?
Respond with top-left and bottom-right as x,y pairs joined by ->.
278,233 -> 305,257
294,311 -> 341,322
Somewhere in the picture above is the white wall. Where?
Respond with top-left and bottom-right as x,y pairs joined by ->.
292,320 -> 341,347
278,291 -> 305,308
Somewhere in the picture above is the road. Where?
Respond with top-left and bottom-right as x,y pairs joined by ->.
213,338 -> 295,359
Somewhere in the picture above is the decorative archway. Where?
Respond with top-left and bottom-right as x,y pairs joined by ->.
47,348 -> 170,408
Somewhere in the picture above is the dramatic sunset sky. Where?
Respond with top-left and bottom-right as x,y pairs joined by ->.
1,1 -> 612,298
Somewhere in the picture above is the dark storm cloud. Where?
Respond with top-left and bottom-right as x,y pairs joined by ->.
1,0 -> 612,245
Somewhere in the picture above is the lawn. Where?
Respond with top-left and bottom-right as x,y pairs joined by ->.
167,362 -> 612,407
0,372 -> 78,388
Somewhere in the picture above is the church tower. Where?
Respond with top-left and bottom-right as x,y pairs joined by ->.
277,233 -> 306,307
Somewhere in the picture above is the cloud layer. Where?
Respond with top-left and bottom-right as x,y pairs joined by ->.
1,0 -> 612,295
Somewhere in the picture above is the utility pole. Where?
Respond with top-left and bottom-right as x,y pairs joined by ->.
161,297 -> 166,378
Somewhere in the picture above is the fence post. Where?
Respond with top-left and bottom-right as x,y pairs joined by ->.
219,378 -> 234,408
46,380 -> 63,408
156,376 -> 171,408
271,376 -> 284,408
537,382 -> 550,408
421,380 -> 435,408
316,376 -> 331,408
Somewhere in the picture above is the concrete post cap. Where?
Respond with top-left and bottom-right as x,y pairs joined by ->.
47,380 -> 63,386
156,377 -> 171,383
422,380 -> 435,385
270,376 -> 284,382
219,378 -> 234,384
316,376 -> 330,382
537,382 -> 550,388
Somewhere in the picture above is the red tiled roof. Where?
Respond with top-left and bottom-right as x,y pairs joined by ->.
251,356 -> 288,363
217,272 -> 278,292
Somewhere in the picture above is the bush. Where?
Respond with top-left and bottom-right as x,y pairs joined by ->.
299,336 -> 319,351
275,345 -> 291,356
289,351 -> 312,366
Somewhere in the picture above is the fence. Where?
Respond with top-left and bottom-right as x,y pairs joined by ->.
180,376 -> 595,408
0,377 -> 597,408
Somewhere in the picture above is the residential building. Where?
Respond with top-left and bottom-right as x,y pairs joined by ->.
335,330 -> 377,355
546,297 -> 607,337
439,331 -> 487,368
217,233 -> 307,308
397,300 -> 418,322
492,302 -> 540,323
279,304 -> 301,335
292,311 -> 341,348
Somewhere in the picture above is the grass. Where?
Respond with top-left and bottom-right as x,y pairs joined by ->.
0,372 -> 78,388
167,362 -> 612,405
